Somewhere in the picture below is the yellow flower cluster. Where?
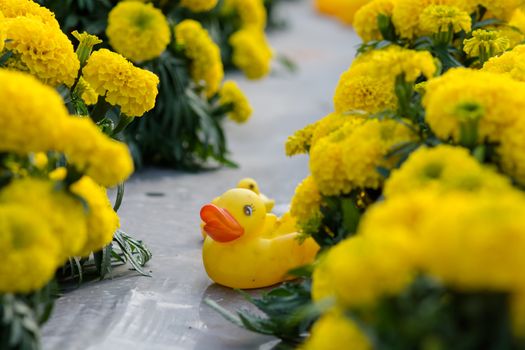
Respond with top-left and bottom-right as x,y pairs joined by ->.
334,46 -> 436,114
0,204 -> 60,293
290,176 -> 322,229
0,0 -> 59,28
384,145 -> 511,197
0,69 -> 134,187
419,5 -> 472,35
229,28 -> 273,80
180,0 -> 218,12
0,175 -> 122,293
106,1 -> 170,63
483,44 -> 525,81
219,80 -> 253,123
313,146 -> 525,308
82,48 -> 160,117
423,68 -> 525,184
175,19 -> 224,97
1,16 -> 80,87
0,69 -> 69,154
0,178 -> 88,263
300,310 -> 372,350
309,117 -> 414,195
353,0 -> 395,42
223,0 -> 267,30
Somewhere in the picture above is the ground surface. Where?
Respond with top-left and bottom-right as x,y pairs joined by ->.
42,2 -> 357,349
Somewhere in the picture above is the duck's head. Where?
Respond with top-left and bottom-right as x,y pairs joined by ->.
200,188 -> 266,243
237,178 -> 260,195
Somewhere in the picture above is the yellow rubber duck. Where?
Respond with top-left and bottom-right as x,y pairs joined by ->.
237,178 -> 275,212
200,188 -> 320,289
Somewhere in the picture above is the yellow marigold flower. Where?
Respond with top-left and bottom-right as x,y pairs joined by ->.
60,118 -> 134,187
360,189 -> 525,291
0,204 -> 60,293
0,0 -> 59,28
107,1 -> 170,63
312,234 -> 415,306
463,29 -> 510,63
483,44 -> 525,81
334,46 -> 435,113
175,19 -> 224,97
219,80 -> 253,123
416,191 -> 525,291
392,0 -> 473,39
309,118 -> 366,196
2,16 -> 80,87
497,120 -> 525,186
180,0 -> 218,12
71,177 -> 120,257
419,5 -> 472,35
290,176 -> 322,228
384,145 -> 512,198
315,0 -> 372,25
423,68 -> 525,143
340,119 -> 416,189
353,0 -> 395,42
300,310 -> 372,350
510,8 -> 525,33
82,49 -> 159,117
223,0 -> 267,30
0,178 -> 88,262
0,69 -> 69,154
229,28 -> 273,80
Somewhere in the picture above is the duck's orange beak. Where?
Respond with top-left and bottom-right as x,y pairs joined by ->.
200,204 -> 244,242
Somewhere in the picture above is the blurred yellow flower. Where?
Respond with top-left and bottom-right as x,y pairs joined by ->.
219,80 -> 253,123
107,1 -> 170,62
60,117 -> 134,187
223,0 -> 266,30
230,28 -> 273,80
423,68 -> 525,143
419,5 -> 471,35
71,176 -> 120,258
0,178 -> 87,262
290,176 -> 322,229
175,19 -> 224,97
0,69 -> 69,154
300,309 -> 372,350
353,0 -> 395,42
0,204 -> 60,293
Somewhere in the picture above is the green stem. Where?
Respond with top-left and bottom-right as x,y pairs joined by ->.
112,115 -> 134,136
113,182 -> 125,212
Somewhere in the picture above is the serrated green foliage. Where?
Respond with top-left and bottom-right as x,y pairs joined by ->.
0,282 -> 57,350
208,279 -> 320,346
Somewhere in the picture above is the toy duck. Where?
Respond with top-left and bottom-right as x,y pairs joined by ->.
237,177 -> 275,212
200,188 -> 319,289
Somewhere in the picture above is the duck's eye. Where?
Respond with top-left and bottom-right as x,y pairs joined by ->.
243,205 -> 253,216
